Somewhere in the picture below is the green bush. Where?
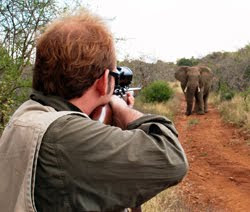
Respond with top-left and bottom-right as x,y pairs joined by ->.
0,46 -> 32,133
140,81 -> 174,103
221,92 -> 235,101
219,82 -> 235,101
240,87 -> 250,111
176,57 -> 199,67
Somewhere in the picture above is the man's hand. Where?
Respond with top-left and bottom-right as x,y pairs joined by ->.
90,93 -> 142,128
125,92 -> 134,108
109,95 -> 142,129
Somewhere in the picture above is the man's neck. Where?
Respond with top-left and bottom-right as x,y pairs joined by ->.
69,88 -> 103,115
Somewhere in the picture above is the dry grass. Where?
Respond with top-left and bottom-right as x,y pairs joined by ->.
169,81 -> 183,94
135,94 -> 180,121
208,92 -> 221,105
209,93 -> 250,133
135,99 -> 174,121
134,82 -> 188,212
134,86 -> 250,211
141,188 -> 190,212
134,81 -> 182,120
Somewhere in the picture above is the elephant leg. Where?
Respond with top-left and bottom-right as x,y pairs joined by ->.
195,91 -> 205,115
194,96 -> 199,113
203,92 -> 209,113
185,92 -> 194,116
186,101 -> 193,116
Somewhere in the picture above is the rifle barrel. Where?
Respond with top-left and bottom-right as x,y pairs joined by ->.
128,87 -> 141,91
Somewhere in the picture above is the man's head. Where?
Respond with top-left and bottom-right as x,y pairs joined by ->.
33,10 -> 116,100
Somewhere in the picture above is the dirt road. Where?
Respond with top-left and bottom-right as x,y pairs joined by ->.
174,96 -> 250,212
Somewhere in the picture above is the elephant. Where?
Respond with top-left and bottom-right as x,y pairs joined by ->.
175,66 -> 213,116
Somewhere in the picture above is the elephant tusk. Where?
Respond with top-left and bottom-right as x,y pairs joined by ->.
184,87 -> 187,93
198,87 -> 201,92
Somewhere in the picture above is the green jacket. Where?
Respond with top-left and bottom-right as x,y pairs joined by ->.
31,91 -> 188,212
0,96 -> 86,212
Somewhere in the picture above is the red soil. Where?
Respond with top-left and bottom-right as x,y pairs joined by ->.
174,96 -> 250,212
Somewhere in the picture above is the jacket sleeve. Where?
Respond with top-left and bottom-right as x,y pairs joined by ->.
40,113 -> 188,209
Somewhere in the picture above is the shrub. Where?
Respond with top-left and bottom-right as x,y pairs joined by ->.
218,94 -> 250,131
0,46 -> 31,133
219,82 -> 235,101
221,92 -> 235,101
176,57 -> 199,67
240,87 -> 250,111
140,81 -> 174,103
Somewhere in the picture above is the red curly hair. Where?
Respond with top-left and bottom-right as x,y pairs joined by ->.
33,10 -> 116,99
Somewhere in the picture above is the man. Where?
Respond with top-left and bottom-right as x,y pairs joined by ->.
0,10 -> 188,212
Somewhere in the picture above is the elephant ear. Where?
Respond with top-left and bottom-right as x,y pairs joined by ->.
199,66 -> 213,81
175,66 -> 189,82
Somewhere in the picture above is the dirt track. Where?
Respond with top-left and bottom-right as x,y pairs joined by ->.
174,96 -> 250,212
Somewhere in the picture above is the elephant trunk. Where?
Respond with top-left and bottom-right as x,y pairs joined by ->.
185,83 -> 199,115
184,82 -> 200,93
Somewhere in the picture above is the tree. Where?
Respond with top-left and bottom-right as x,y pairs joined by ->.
0,0 -> 59,66
0,0 -> 60,132
0,0 -> 90,134
201,47 -> 250,91
118,57 -> 177,88
0,45 -> 31,131
176,57 -> 199,67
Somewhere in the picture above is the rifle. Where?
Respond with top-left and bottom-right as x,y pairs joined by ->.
90,67 -> 142,212
91,66 -> 141,124
113,66 -> 141,98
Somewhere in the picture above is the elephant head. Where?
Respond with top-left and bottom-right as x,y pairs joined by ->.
175,66 -> 213,116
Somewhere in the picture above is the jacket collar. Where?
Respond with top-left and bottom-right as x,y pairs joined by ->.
30,90 -> 82,112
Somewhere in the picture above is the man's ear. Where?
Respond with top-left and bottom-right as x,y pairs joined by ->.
95,69 -> 109,96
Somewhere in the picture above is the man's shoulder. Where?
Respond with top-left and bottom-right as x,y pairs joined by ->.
9,100 -> 87,129
52,113 -> 88,126
42,114 -> 98,144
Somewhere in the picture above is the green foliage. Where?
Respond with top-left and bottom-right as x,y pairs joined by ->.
176,57 -> 199,67
244,65 -> 250,80
240,87 -> 250,111
0,0 -> 57,133
0,0 -> 59,64
140,81 -> 174,103
240,87 -> 250,99
0,46 -> 32,133
0,0 -> 89,135
219,82 -> 235,101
